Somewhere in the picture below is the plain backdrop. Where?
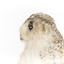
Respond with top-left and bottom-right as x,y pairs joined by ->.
0,0 -> 64,64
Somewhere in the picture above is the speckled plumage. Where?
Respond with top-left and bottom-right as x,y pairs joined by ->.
19,13 -> 64,64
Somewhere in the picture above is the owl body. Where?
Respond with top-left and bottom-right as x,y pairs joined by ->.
19,13 -> 64,64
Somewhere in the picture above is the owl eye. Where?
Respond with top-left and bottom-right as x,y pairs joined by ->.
28,21 -> 33,30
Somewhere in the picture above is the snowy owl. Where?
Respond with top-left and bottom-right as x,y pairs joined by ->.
18,13 -> 64,64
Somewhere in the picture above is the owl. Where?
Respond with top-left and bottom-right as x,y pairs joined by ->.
18,13 -> 64,64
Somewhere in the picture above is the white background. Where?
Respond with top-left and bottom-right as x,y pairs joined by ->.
0,0 -> 64,64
